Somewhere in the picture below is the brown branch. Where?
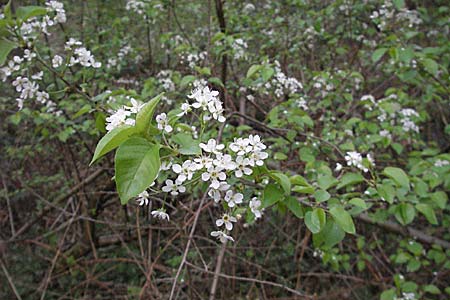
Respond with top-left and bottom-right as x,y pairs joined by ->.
0,259 -> 22,300
357,213 -> 450,250
186,261 -> 314,298
8,168 -> 106,242
209,241 -> 227,300
169,191 -> 209,300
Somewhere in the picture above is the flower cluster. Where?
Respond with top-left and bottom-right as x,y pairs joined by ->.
136,87 -> 268,243
46,1 -> 67,24
370,0 -> 422,31
12,1 -> 66,46
361,93 -> 420,136
125,0 -> 147,15
231,38 -> 248,60
344,151 -> 375,173
180,51 -> 207,69
251,60 -> 303,98
156,70 -> 175,92
398,108 -> 419,133
105,97 -> 143,131
434,159 -> 449,167
59,38 -> 102,69
187,86 -> 226,122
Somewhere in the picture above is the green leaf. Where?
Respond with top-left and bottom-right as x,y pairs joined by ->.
299,147 -> 315,163
290,175 -> 309,186
270,172 -> 291,195
135,93 -> 164,134
423,284 -> 441,295
16,6 -> 48,21
180,75 -> 196,88
305,208 -> 326,234
377,183 -> 396,204
329,206 -> 356,234
261,66 -> 274,81
115,137 -> 161,204
292,185 -> 314,194
393,0 -> 405,9
422,58 -> 438,76
172,132 -> 201,155
317,175 -> 338,190
416,204 -> 438,225
336,173 -> 364,190
246,64 -> 261,78
383,167 -> 410,189
313,189 -> 330,203
263,183 -> 284,207
90,125 -> 136,165
349,198 -> 367,209
312,219 -> 345,249
72,104 -> 92,119
208,77 -> 224,88
380,289 -> 396,300
431,191 -> 447,209
0,38 -> 17,66
394,203 -> 415,225
274,152 -> 288,160
372,48 -> 387,63
285,196 -> 303,218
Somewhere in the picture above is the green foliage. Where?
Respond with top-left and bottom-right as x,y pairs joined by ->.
115,137 -> 160,204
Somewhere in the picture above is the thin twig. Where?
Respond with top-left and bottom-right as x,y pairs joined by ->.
2,176 -> 15,236
186,261 -> 313,298
209,241 -> 227,300
169,191 -> 209,300
0,259 -> 23,300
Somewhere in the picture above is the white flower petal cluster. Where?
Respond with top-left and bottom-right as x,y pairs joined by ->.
180,51 -> 207,69
344,151 -> 375,173
141,88 -> 269,243
105,97 -> 144,131
156,113 -> 173,133
379,129 -> 392,140
232,38 -> 248,60
370,1 -> 421,31
216,214 -> 237,231
249,197 -> 263,219
151,209 -> 170,221
156,70 -> 175,92
161,179 -> 186,196
136,190 -> 150,206
399,108 -> 419,133
11,75 -> 53,111
434,159 -> 449,167
253,60 -> 303,98
46,1 -> 67,23
187,86 -> 226,122
210,231 -> 234,243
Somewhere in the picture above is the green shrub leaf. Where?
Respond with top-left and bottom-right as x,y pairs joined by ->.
115,137 -> 161,204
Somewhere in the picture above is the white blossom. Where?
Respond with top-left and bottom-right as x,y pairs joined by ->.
210,231 -> 234,243
161,179 -> 186,196
136,190 -> 150,206
208,182 -> 230,202
172,160 -> 196,182
249,197 -> 263,219
216,214 -> 237,231
199,139 -> 224,154
156,113 -> 173,133
234,156 -> 252,177
224,190 -> 243,208
201,166 -> 227,189
151,209 -> 170,221
105,108 -> 134,131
